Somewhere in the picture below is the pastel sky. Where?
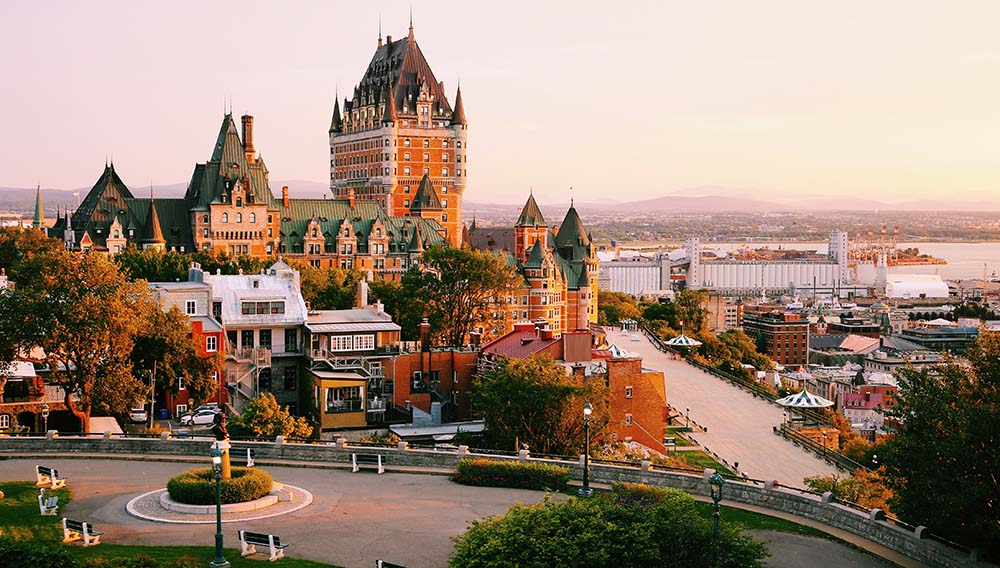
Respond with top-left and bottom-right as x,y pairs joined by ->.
2,1 -> 1000,205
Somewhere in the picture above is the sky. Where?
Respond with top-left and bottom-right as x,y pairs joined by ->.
2,1 -> 1000,206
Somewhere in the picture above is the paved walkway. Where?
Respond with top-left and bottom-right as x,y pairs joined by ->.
1,458 -> 912,568
607,328 -> 839,484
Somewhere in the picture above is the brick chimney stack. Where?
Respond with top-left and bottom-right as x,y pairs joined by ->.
348,187 -> 356,208
419,317 -> 431,352
241,115 -> 255,160
282,186 -> 289,208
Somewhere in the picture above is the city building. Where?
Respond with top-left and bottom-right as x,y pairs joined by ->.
469,194 -> 599,335
329,23 -> 467,247
147,279 -> 227,417
896,326 -> 979,355
742,309 -> 810,366
702,293 -> 741,331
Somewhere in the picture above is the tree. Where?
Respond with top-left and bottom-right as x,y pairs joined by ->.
597,290 -> 641,325
450,486 -> 768,568
2,250 -> 154,431
803,470 -> 893,511
369,277 -> 425,340
227,393 -> 312,439
880,332 -> 1000,556
294,262 -> 363,310
114,246 -> 272,283
131,306 -> 224,408
472,355 -> 609,454
379,246 -> 519,346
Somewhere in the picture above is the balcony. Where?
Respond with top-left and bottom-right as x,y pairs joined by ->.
227,346 -> 272,368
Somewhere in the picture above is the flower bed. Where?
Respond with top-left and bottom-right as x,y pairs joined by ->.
451,458 -> 569,491
166,467 -> 273,505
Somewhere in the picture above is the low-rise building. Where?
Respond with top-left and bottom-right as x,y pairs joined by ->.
742,310 -> 810,366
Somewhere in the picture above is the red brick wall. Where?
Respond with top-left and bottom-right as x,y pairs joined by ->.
606,358 -> 668,453
388,350 -> 478,420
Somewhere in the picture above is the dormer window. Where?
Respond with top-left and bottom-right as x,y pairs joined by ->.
236,197 -> 242,207
129,229 -> 135,238
222,213 -> 229,223
312,228 -> 318,238
376,228 -> 382,238
114,230 -> 120,238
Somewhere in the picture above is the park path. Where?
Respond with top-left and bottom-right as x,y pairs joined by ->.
606,328 -> 839,484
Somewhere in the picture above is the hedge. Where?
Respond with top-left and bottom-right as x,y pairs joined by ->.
0,537 -> 78,568
452,458 -> 569,491
166,467 -> 273,505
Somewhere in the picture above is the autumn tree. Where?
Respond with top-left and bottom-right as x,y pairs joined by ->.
227,393 -> 312,439
114,246 -> 272,282
597,290 -> 641,325
803,469 -> 893,512
293,262 -> 363,310
473,355 -> 609,454
880,332 -> 1000,556
131,305 -> 224,407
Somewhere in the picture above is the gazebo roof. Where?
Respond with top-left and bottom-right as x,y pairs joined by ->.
776,389 -> 835,408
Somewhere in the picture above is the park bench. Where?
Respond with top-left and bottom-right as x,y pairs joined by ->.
352,452 -> 385,474
238,530 -> 288,561
36,465 -> 67,489
62,518 -> 103,546
38,488 -> 59,515
376,561 -> 409,568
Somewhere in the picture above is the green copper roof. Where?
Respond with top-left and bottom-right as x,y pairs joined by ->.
33,185 -> 44,229
516,193 -> 546,227
524,239 -> 546,269
410,173 -> 442,210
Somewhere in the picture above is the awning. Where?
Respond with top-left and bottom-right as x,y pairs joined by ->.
776,389 -> 835,408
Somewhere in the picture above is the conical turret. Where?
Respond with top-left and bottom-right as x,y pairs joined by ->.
32,184 -> 44,230
329,98 -> 343,133
451,84 -> 467,126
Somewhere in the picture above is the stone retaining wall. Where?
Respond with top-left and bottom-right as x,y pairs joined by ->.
3,436 -> 991,568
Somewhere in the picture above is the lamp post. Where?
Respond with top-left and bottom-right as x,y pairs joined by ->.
821,432 -> 828,460
709,472 -> 725,568
782,411 -> 787,425
41,402 -> 49,433
210,447 -> 229,568
578,402 -> 593,497
871,453 -> 878,468
685,407 -> 690,429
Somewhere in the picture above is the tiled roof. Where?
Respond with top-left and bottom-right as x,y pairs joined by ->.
469,227 -> 514,253
480,330 -> 561,359
410,173 -> 442,210
451,85 -> 467,125
516,194 -> 546,227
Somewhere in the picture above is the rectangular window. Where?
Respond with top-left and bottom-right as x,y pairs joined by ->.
256,301 -> 270,314
625,386 -> 633,399
285,329 -> 298,352
185,300 -> 196,315
241,330 -> 254,348
283,366 -> 297,391
0,414 -> 9,429
206,336 -> 217,352
331,335 -> 353,351
325,386 -> 363,413
177,376 -> 185,391
176,404 -> 187,417
270,301 -> 285,314
259,329 -> 272,349
241,302 -> 254,315
353,335 -> 375,350
625,414 -> 633,426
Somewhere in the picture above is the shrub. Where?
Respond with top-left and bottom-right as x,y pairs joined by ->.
166,466 -> 272,505
611,482 -> 692,508
452,458 -> 569,491
0,537 -> 79,568
450,491 -> 769,568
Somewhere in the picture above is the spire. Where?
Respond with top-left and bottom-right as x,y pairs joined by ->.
555,202 -> 591,250
146,189 -> 166,245
329,97 -> 343,133
409,4 -> 414,38
32,183 -> 44,230
408,223 -> 424,253
382,79 -> 398,124
411,173 -> 442,210
450,83 -> 467,126
516,193 -> 546,227
378,14 -> 383,47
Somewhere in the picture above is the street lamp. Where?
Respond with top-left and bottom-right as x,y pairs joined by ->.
821,432 -> 828,460
41,402 -> 49,433
578,402 -> 593,497
871,453 -> 878,468
210,447 -> 229,568
709,472 -> 725,568
782,411 -> 787,425
686,407 -> 690,429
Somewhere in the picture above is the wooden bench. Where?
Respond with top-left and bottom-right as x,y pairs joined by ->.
238,530 -> 288,561
38,488 -> 59,515
62,518 -> 103,546
36,465 -> 67,489
376,561 -> 409,568
351,453 -> 385,474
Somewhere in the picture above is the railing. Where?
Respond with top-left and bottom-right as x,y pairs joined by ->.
777,423 -> 869,472
228,346 -> 272,368
325,399 -> 364,413
309,350 -> 386,378
1,434 -> 988,567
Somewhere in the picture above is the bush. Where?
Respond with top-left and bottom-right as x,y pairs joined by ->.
611,482 -> 692,508
452,458 -> 570,491
0,537 -> 78,568
166,466 -> 272,505
450,490 -> 769,568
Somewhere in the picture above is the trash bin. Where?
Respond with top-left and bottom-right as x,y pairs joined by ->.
158,408 -> 168,420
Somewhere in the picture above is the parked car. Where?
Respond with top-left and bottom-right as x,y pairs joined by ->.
129,406 -> 148,424
180,409 -> 219,426
193,404 -> 223,415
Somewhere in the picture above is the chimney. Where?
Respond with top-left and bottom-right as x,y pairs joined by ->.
386,35 -> 392,45
469,330 -> 482,347
282,186 -> 289,208
241,115 -> 255,159
419,317 -> 431,352
540,327 -> 554,341
348,187 -> 356,208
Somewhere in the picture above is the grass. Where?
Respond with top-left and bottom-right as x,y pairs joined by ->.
693,501 -> 831,539
678,451 -> 736,476
664,427 -> 696,447
0,481 -> 339,567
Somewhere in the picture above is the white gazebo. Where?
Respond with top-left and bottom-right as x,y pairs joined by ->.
776,389 -> 835,409
664,333 -> 702,348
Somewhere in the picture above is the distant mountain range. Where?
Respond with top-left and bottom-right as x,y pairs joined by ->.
1,182 -> 996,219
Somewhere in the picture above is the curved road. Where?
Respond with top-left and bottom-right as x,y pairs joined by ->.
606,328 -> 839,483
2,458 -> 896,568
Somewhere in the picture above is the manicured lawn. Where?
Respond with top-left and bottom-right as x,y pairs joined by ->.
693,501 -> 831,539
664,427 -> 696,447
0,481 -> 339,567
679,451 -> 736,476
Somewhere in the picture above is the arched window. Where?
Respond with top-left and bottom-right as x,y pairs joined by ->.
203,214 -> 209,223
236,213 -> 243,223
113,230 -> 120,238
203,228 -> 209,238
250,213 -> 256,223
222,213 -> 229,223
442,213 -> 448,222
236,197 -> 243,207
312,228 -> 318,237
267,228 -> 273,237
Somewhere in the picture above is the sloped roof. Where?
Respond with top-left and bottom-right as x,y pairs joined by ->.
469,227 -> 514,252
516,193 -> 546,227
126,198 -> 194,250
480,329 -> 561,359
185,114 -> 274,209
554,204 -> 590,253
524,239 -> 546,269
329,98 -> 343,133
410,173 -> 442,210
70,163 -> 135,244
451,84 -> 467,125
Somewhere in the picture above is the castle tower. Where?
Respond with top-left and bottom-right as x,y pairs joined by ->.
330,21 -> 467,246
514,192 -> 547,264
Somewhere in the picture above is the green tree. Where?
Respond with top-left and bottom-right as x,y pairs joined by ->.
450,486 -> 767,568
880,332 -> 1000,555
472,355 -> 609,454
803,469 -> 893,512
131,306 -> 224,408
369,277 -> 425,340
597,290 -> 641,325
2,250 -> 154,431
293,262 -> 363,310
114,246 -> 190,282
227,393 -> 312,439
